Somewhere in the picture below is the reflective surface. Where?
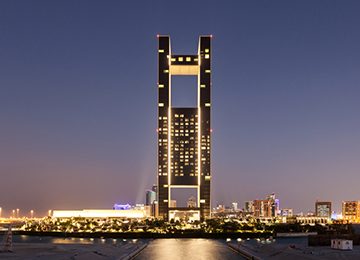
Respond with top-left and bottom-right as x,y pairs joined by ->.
11,235 -> 136,245
136,239 -> 243,260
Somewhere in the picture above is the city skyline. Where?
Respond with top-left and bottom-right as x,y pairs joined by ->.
1,1 -> 360,215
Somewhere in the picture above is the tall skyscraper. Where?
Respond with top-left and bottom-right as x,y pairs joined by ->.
157,35 -> 212,220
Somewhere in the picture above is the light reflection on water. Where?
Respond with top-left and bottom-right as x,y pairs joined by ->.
13,235 -> 130,245
136,239 -> 243,260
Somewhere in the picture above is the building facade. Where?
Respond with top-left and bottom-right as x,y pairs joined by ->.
146,190 -> 156,206
315,201 -> 332,218
157,35 -> 212,220
342,201 -> 360,223
251,193 -> 280,218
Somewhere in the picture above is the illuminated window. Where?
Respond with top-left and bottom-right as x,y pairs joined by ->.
205,70 -> 211,73
164,70 -> 169,73
205,49 -> 209,53
205,54 -> 210,59
158,103 -> 164,107
200,84 -> 206,88
186,57 -> 191,62
159,49 -> 164,53
178,57 -> 183,61
158,84 -> 164,88
205,103 -> 211,107
171,58 -> 176,62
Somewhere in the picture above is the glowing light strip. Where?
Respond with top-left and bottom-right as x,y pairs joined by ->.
170,185 -> 198,188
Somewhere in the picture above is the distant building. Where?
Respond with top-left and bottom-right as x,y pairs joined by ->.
296,216 -> 331,225
214,204 -> 225,213
281,208 -> 293,217
231,202 -> 238,212
146,190 -> 156,206
187,196 -> 197,208
252,193 -> 280,218
152,184 -> 158,193
53,205 -> 150,219
244,201 -> 254,214
170,200 -> 177,208
315,201 -> 332,218
342,201 -> 360,223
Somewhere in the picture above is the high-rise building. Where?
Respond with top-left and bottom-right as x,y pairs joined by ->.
245,201 -> 254,214
146,190 -> 156,206
231,202 -> 238,212
342,201 -> 360,223
157,35 -> 212,220
252,193 -> 280,218
315,201 -> 332,218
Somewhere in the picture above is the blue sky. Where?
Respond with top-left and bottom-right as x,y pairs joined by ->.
0,1 -> 360,216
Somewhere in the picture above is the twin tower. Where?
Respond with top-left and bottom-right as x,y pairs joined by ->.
157,36 -> 212,220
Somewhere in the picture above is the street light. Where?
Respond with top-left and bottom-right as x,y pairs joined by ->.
12,209 -> 15,218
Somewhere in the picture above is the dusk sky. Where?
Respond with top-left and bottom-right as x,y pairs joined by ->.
1,1 -> 360,217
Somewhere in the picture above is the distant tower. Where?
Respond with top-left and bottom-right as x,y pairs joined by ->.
187,196 -> 197,208
157,35 -> 212,220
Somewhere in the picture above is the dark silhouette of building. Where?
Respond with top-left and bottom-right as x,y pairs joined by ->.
157,35 -> 212,220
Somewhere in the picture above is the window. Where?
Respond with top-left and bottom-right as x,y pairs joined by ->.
178,57 -> 183,61
186,57 -> 191,62
205,54 -> 210,59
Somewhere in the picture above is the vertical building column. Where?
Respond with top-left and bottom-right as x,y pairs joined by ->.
198,36 -> 211,219
158,36 -> 171,219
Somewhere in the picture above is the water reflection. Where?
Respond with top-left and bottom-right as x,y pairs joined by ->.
12,235 -> 126,245
136,239 -> 242,260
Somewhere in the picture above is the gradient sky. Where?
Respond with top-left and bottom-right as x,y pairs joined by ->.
1,1 -> 360,217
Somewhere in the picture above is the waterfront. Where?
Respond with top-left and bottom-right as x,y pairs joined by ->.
1,236 -> 244,259
4,235 -> 360,259
0,235 -> 146,259
135,239 -> 242,260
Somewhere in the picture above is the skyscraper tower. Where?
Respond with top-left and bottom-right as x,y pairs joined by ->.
157,35 -> 212,220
